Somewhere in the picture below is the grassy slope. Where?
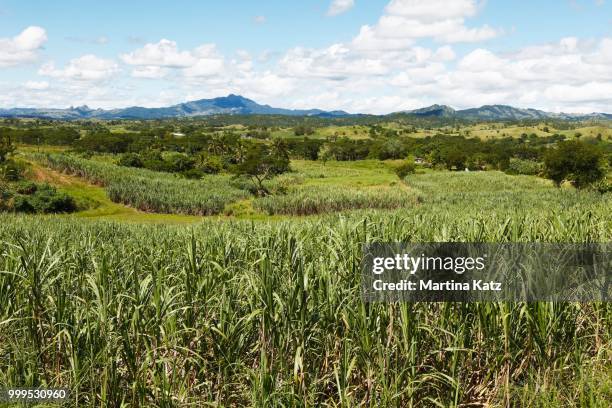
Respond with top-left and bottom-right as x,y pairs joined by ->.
27,161 -> 204,224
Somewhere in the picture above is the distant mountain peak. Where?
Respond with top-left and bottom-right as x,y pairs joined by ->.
0,97 -> 610,120
0,94 -> 353,120
405,104 -> 456,117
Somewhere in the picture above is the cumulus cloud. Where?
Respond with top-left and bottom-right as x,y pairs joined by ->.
131,66 -> 168,79
0,26 -> 47,67
327,0 -> 355,16
39,54 -> 119,81
352,0 -> 499,50
121,39 -> 195,67
121,39 -> 225,78
23,80 -> 49,90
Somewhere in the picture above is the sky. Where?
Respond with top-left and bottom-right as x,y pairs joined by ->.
0,0 -> 611,114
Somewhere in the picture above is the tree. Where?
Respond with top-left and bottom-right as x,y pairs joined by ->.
441,149 -> 466,171
543,140 -> 604,188
118,153 -> 144,168
394,160 -> 416,179
294,125 -> 315,136
0,133 -> 15,163
232,142 -> 290,196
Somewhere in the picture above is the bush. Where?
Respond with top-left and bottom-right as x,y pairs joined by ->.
505,158 -> 542,176
14,181 -> 38,195
589,178 -> 611,194
0,160 -> 26,181
26,184 -> 76,213
12,195 -> 35,213
198,155 -> 224,174
0,182 -> 77,214
118,153 -> 144,168
544,141 -> 604,188
165,152 -> 195,173
395,161 -> 416,179
180,168 -> 204,179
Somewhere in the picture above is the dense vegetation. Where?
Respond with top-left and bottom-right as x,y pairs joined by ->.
0,171 -> 610,406
1,134 -> 76,214
33,153 -> 248,215
0,117 -> 610,406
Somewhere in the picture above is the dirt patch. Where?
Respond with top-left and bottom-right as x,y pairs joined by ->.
30,164 -> 76,186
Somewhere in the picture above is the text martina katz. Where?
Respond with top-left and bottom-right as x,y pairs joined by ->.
372,279 -> 502,292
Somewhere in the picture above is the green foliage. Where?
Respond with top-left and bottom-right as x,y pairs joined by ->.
75,131 -> 134,153
0,160 -> 26,181
544,140 -> 605,188
35,153 -> 248,215
505,158 -> 542,175
0,133 -> 15,163
394,160 -> 416,179
1,182 -> 76,214
165,152 -> 195,172
0,126 -> 80,146
293,125 -> 315,136
232,142 -> 290,196
118,152 -> 143,168
197,154 -> 224,174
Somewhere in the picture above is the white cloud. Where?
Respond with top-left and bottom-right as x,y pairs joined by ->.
121,39 -> 195,67
131,66 -> 168,79
253,15 -> 267,24
23,80 -> 49,90
122,40 -> 225,78
327,0 -> 355,16
353,0 -> 498,51
39,54 -> 119,81
0,26 -> 47,67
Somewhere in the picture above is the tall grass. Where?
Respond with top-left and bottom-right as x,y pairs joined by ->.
31,153 -> 248,215
255,185 -> 421,215
0,202 -> 610,406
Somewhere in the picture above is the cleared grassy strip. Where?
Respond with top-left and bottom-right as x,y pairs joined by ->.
30,153 -> 249,215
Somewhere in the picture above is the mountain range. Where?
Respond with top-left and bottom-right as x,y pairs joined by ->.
0,94 -> 610,121
401,104 -> 612,121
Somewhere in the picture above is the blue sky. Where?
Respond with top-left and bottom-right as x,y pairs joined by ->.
0,0 -> 611,113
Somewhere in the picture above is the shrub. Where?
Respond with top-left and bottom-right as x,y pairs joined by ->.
505,158 -> 542,176
0,160 -> 26,181
180,168 -> 204,179
27,184 -> 77,213
589,178 -> 611,194
14,181 -> 38,195
544,140 -> 604,188
394,161 -> 416,179
118,153 -> 144,168
165,152 -> 195,173
12,195 -> 35,213
198,155 -> 224,174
